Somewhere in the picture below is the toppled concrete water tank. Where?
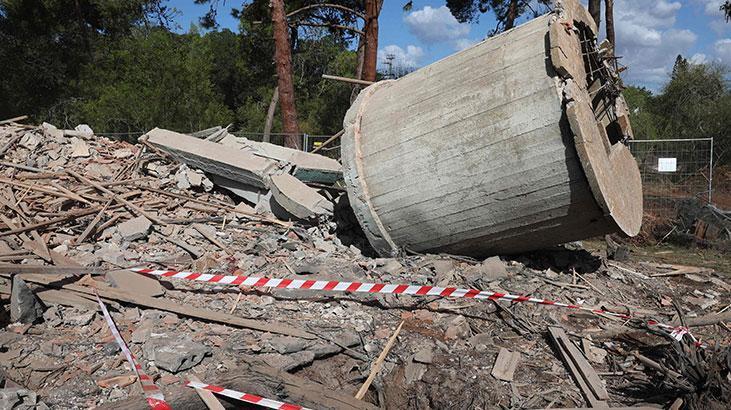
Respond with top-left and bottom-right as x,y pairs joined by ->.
342,0 -> 642,257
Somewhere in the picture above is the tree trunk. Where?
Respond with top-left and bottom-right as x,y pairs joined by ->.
362,0 -> 382,82
263,86 -> 279,143
351,36 -> 366,103
605,0 -> 615,50
271,0 -> 301,149
588,0 -> 601,31
505,0 -> 518,30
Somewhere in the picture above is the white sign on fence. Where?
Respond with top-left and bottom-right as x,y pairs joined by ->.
657,157 -> 677,172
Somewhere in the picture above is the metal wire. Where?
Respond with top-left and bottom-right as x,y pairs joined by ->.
628,138 -> 714,217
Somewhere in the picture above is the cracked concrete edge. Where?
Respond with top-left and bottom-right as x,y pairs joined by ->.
341,80 -> 399,257
549,3 -> 643,236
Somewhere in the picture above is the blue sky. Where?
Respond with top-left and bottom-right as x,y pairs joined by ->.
172,0 -> 731,92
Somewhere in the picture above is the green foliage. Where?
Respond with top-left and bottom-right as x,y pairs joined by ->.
0,0 -> 171,119
623,55 -> 731,165
0,0 -> 357,137
623,86 -> 659,140
69,28 -> 234,134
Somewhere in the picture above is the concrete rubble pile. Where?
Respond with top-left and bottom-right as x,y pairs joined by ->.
0,1 -> 729,408
142,127 -> 340,222
0,120 -> 729,409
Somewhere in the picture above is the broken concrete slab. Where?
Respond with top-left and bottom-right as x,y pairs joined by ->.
242,139 -> 342,184
491,348 -> 521,382
269,173 -> 333,220
10,276 -> 45,324
69,137 -> 90,158
143,336 -> 211,373
116,216 -> 152,242
142,128 -> 278,189
210,175 -> 267,205
106,270 -> 165,298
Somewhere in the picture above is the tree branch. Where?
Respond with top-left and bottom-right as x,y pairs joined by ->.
287,4 -> 367,21
292,22 -> 364,37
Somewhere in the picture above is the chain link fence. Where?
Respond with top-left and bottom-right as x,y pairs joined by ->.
628,138 -> 714,217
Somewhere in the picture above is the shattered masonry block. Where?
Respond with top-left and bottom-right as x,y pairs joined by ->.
269,173 -> 333,220
142,128 -> 279,189
117,216 -> 152,241
245,140 -> 342,184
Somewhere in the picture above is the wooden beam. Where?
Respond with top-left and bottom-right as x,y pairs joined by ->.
13,272 -> 315,339
322,74 -> 374,86
311,129 -> 344,153
548,326 -> 609,407
99,361 -> 379,410
0,265 -> 106,275
67,170 -> 166,225
356,320 -> 404,400
0,115 -> 29,125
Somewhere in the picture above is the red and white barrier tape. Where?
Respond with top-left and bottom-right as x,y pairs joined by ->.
186,380 -> 310,410
94,291 -> 171,410
131,268 -> 697,343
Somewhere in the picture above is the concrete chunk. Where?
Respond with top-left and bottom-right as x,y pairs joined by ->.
269,173 -> 333,220
117,216 -> 152,241
142,128 -> 278,189
10,276 -> 44,324
143,336 -> 211,373
243,139 -> 342,184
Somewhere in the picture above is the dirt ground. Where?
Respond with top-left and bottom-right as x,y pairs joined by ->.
2,239 -> 730,409
0,123 -> 729,409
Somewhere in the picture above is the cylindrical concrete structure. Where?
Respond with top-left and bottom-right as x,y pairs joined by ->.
341,0 -> 642,257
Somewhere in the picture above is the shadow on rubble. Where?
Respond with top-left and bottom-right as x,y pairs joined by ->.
332,195 -> 378,258
505,244 -> 603,274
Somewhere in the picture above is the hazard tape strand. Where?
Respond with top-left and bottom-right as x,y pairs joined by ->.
186,380 -> 311,410
94,291 -> 171,410
131,268 -> 697,343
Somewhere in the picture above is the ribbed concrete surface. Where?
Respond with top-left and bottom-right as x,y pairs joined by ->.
342,11 -> 637,257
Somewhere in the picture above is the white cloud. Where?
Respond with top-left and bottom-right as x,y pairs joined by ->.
454,38 -> 478,51
694,0 -> 725,17
378,44 -> 425,69
692,1 -> 729,35
404,6 -> 471,46
614,0 -> 697,89
714,38 -> 731,64
690,53 -> 709,64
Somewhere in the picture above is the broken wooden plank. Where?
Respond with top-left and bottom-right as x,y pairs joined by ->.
0,203 -> 127,238
0,265 -> 106,275
105,270 -> 165,297
491,347 -> 521,382
548,326 -> 608,407
192,223 -> 232,255
0,282 -> 98,309
0,177 -> 89,203
186,374 -> 225,410
14,272 -> 315,339
75,199 -> 113,244
67,170 -> 165,225
102,360 -> 379,410
355,320 -> 404,400
0,115 -> 29,125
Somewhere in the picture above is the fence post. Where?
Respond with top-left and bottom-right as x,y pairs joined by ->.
709,137 -> 714,204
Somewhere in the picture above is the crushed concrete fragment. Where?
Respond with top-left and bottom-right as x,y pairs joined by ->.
143,336 -> 211,373
413,347 -> 434,364
445,315 -> 471,339
269,173 -> 333,220
10,276 -> 45,324
116,216 -> 152,241
69,137 -> 90,157
143,128 -> 278,189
